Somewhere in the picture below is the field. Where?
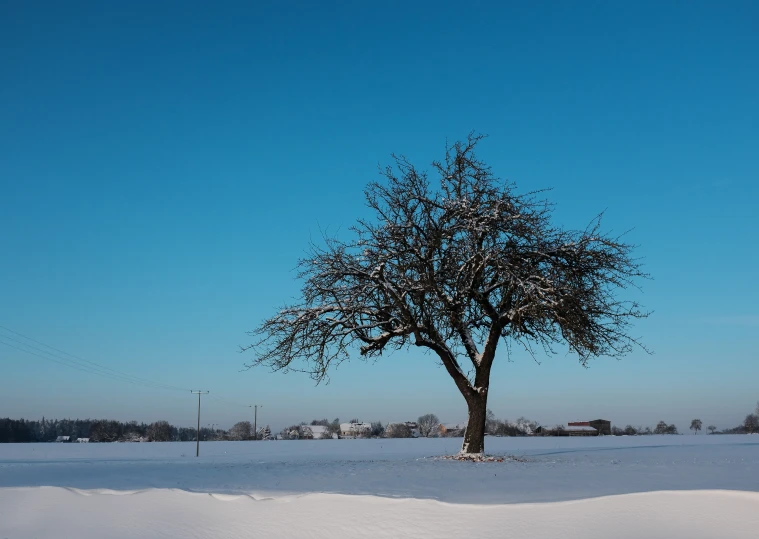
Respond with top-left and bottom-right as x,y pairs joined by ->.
1,435 -> 758,538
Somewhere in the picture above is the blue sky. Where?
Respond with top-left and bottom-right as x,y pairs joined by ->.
1,1 -> 757,433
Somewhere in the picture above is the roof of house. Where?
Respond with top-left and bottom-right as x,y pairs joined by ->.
441,423 -> 466,430
340,422 -> 371,430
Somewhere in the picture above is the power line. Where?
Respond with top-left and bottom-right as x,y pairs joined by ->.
1,337 -> 187,392
0,333 -> 169,388
0,339 -> 148,383
0,326 -> 259,420
0,326 -> 189,392
0,324 -> 188,390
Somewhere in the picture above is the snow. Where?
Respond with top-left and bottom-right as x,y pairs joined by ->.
3,488 -> 757,539
1,435 -> 758,538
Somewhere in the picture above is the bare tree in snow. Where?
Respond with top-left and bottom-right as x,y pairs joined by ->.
707,425 -> 717,435
146,420 -> 172,442
417,414 -> 440,437
654,421 -> 678,435
243,134 -> 649,454
229,421 -> 252,441
690,419 -> 702,434
744,414 -> 758,434
384,423 -> 413,438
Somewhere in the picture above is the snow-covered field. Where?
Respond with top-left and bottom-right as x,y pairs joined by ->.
1,436 -> 758,538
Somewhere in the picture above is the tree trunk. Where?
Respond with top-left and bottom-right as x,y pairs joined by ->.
461,391 -> 488,454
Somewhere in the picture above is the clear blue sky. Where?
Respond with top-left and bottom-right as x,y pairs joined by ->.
1,1 -> 757,433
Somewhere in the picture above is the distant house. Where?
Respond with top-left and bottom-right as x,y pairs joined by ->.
75,438 -> 90,443
438,423 -> 466,437
340,422 -> 371,438
568,420 -> 611,436
55,436 -> 71,443
587,419 -> 612,436
535,425 -> 596,436
536,420 -> 612,437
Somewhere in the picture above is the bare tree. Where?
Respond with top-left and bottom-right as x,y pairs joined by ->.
707,425 -> 717,435
485,409 -> 498,435
229,421 -> 252,441
146,420 -> 172,442
384,423 -> 413,438
244,134 -> 649,454
690,419 -> 702,434
654,421 -> 678,435
417,414 -> 440,437
370,421 -> 385,437
744,414 -> 759,434
327,418 -> 341,437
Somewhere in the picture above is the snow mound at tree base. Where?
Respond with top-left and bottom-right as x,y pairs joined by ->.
2,487 -> 757,539
440,452 -> 530,462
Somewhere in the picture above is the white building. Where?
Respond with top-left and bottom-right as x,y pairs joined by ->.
340,422 -> 371,438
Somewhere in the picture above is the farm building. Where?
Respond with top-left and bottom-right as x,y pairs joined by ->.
569,420 -> 612,436
438,423 -> 466,437
564,425 -> 598,436
536,419 -> 612,437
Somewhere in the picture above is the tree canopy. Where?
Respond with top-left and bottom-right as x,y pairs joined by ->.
245,134 -> 648,454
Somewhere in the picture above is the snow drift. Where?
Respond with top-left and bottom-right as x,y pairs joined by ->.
1,487 -> 757,539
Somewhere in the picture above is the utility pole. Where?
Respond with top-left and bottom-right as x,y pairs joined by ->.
191,390 -> 209,457
249,404 -> 262,440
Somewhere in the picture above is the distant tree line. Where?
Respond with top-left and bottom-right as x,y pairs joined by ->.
485,410 -> 539,436
4,402 -> 757,443
608,402 -> 759,436
0,417 -> 241,444
719,401 -> 759,435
